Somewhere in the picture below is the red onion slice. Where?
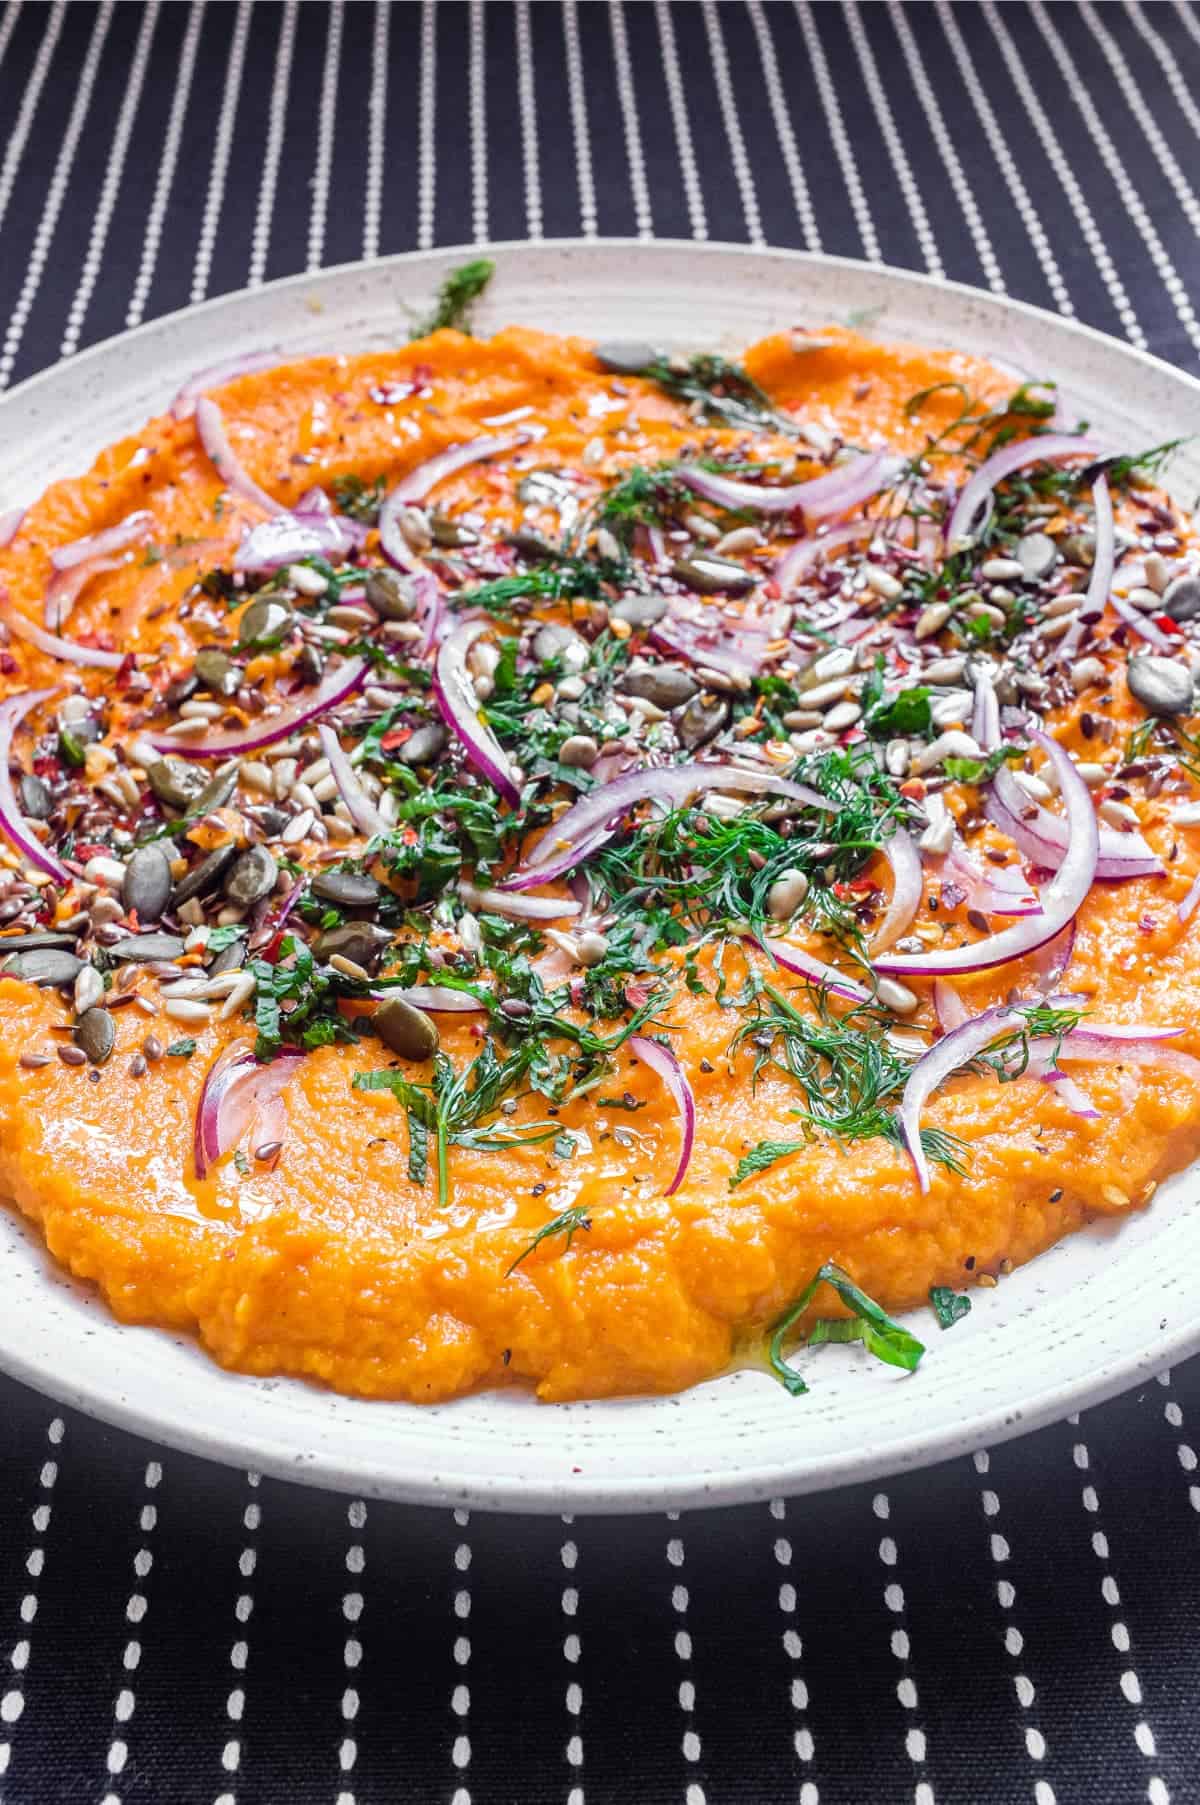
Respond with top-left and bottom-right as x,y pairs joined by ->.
195,1041 -> 303,1179
628,1034 -> 695,1196
389,433 -> 524,507
433,622 -> 521,806
172,349 -> 283,420
235,511 -> 359,574
0,506 -> 24,548
383,985 -> 489,1013
50,509 -> 154,573
1179,869 -> 1200,924
878,731 -> 1098,977
900,1003 -> 1022,1191
932,979 -> 969,1034
195,397 -> 279,516
759,934 -> 873,1004
317,722 -> 387,838
1085,472 -> 1115,619
985,765 -> 1162,880
146,655 -> 367,758
2,601 -> 127,670
507,763 -> 832,889
0,688 -> 68,882
871,827 -> 923,954
43,552 -> 126,630
1111,592 -> 1177,653
947,434 -> 1107,544
676,451 -> 899,521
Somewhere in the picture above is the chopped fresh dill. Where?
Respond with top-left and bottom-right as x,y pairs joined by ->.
766,1260 -> 926,1396
459,552 -> 632,620
638,353 -> 799,436
411,256 -> 495,337
728,986 -> 966,1186
331,473 -> 387,524
506,1203 -> 592,1276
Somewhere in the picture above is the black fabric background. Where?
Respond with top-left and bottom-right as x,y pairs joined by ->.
2,4 -> 1200,1801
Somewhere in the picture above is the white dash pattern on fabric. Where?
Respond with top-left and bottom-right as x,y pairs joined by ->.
874,1493 -> 934,1804
362,0 -> 389,261
886,0 -> 1004,292
417,0 -> 437,251
843,1 -> 942,278
746,0 -> 821,251
792,0 -> 880,261
126,0 -> 205,325
561,1518 -> 583,1802
99,1460 -> 164,1805
60,0 -> 160,357
513,0 -> 543,242
700,0 -> 764,245
608,0 -> 653,239
561,0 -> 597,239
469,0 -> 488,246
451,1509 -> 472,1805
973,1451 -> 1055,1797
1154,1370 -> 1200,1516
0,0 -> 67,252
668,1518 -> 705,1805
769,1501 -> 817,1801
211,1473 -> 262,1805
306,0 -> 344,274
190,0 -> 251,306
654,0 -> 708,242
981,0 -> 1144,345
933,0 -> 1073,315
337,1499 -> 367,1803
247,0 -> 298,289
0,0 -> 114,390
1066,1419 -> 1168,1796
0,1418 -> 64,1787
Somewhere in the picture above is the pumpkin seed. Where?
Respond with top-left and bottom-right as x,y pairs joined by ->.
313,923 -> 387,970
224,844 -> 278,907
677,693 -> 729,749
617,664 -> 699,709
397,722 -> 448,767
74,1007 -> 115,1066
429,511 -> 479,548
594,340 -> 658,375
172,842 -> 238,907
3,948 -> 84,986
311,870 -> 381,910
146,757 -> 206,811
363,569 -> 417,621
121,844 -> 173,923
237,596 -> 294,649
374,996 -> 439,1060
0,931 -> 76,952
610,592 -> 668,628
193,647 -> 239,695
18,773 -> 52,819
109,931 -> 187,964
207,937 -> 247,976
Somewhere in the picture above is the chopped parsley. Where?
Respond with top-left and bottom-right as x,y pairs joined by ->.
930,1285 -> 971,1330
767,1261 -> 926,1396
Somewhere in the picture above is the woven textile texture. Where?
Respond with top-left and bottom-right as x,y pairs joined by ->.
2,3 -> 1200,1801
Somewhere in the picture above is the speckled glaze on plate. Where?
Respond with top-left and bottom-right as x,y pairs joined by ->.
2,241 -> 1199,1514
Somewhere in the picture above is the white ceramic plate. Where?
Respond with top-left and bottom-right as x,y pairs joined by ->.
2,241 -> 1199,1514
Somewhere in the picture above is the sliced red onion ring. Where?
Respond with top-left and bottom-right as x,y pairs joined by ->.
900,1003 -> 1021,1191
871,827 -> 922,954
459,880 -> 580,922
235,510 -> 359,574
1085,472 -> 1115,620
775,519 -> 884,595
2,601 -> 127,670
1111,592 -> 1177,653
411,569 -> 443,653
932,979 -> 969,1034
172,349 -> 283,420
947,434 -> 1107,543
676,450 -> 899,521
940,838 -> 1040,918
1041,1030 -> 1200,1084
388,433 -> 524,507
628,1034 -> 695,1196
378,489 -> 422,574
986,764 -> 1162,880
1034,1063 -> 1099,1119
970,671 -> 1001,752
0,688 -> 68,882
43,552 -> 126,630
878,731 -> 1098,977
433,622 -> 521,806
146,655 -> 367,758
506,763 -> 833,889
317,722 -> 387,838
194,1041 -> 304,1179
758,934 -> 873,1004
195,396 -> 279,515
50,509 -> 154,573
1030,919 -> 1077,992
0,506 -> 24,549
650,612 -> 766,680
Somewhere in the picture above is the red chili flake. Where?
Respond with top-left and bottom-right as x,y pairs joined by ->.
114,652 -> 137,688
380,728 -> 411,752
400,827 -> 418,846
624,979 -> 651,1009
72,842 -> 111,862
761,579 -> 781,600
568,976 -> 586,1007
0,652 -> 16,676
1155,614 -> 1185,637
1138,914 -> 1157,935
899,778 -> 926,800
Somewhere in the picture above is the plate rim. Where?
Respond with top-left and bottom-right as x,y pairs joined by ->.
2,236 -> 1198,1513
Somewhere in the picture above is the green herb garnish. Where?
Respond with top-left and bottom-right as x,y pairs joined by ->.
930,1285 -> 971,1330
412,257 -> 495,338
164,1037 -> 197,1058
506,1203 -> 592,1276
767,1260 -> 925,1396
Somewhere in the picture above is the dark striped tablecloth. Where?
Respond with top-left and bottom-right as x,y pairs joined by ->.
2,4 -> 1200,1801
